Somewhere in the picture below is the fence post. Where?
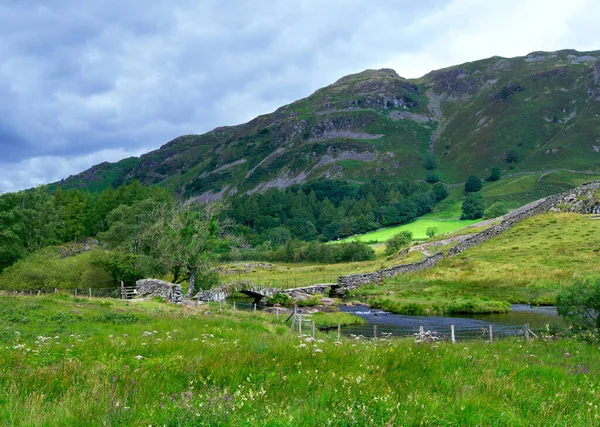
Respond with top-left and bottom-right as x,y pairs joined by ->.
374,325 -> 377,340
290,309 -> 297,333
489,325 -> 493,344
525,323 -> 530,341
337,323 -> 341,341
233,301 -> 236,314
276,309 -> 279,320
312,321 -> 315,339
299,314 -> 303,335
451,324 -> 456,344
89,288 -> 92,298
219,300 -> 222,312
253,303 -> 256,314
419,326 -> 424,342
75,288 -> 77,296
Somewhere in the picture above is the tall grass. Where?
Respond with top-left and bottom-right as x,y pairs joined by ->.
1,294 -> 600,426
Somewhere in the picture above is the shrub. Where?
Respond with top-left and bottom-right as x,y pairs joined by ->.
0,248 -> 114,290
432,183 -> 448,201
464,175 -> 482,193
486,166 -> 502,182
506,149 -> 520,163
461,193 -> 485,220
483,202 -> 508,219
423,154 -> 437,171
90,250 -> 164,286
425,171 -> 440,183
385,231 -> 413,256
556,279 -> 600,331
426,227 -> 438,239
267,292 -> 291,306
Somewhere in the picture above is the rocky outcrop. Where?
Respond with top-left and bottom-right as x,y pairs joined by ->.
588,60 -> 600,102
551,182 -> 600,214
136,279 -> 183,304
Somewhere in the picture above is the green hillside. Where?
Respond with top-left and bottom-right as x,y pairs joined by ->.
53,49 -> 600,199
352,212 -> 600,314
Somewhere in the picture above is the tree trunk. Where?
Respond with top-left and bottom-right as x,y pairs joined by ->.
186,270 -> 196,297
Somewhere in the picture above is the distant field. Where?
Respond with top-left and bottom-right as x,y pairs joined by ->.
337,218 -> 480,242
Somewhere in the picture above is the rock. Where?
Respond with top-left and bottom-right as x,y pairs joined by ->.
319,298 -> 336,306
264,307 -> 292,315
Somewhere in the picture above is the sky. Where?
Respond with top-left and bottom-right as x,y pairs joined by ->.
1,0 -> 599,194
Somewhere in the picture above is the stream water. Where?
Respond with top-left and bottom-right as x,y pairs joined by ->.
337,304 -> 565,339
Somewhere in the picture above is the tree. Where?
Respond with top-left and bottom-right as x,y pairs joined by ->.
426,171 -> 440,183
483,201 -> 508,219
432,183 -> 449,201
423,154 -> 437,171
486,166 -> 502,182
506,149 -> 520,163
557,279 -> 600,331
143,201 -> 231,297
465,175 -> 482,193
426,227 -> 438,239
461,193 -> 485,219
385,231 -> 413,256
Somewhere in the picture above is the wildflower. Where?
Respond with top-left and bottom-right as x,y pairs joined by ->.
314,348 -> 323,353
299,344 -> 307,348
109,335 -> 114,339
134,355 -> 144,360
123,334 -> 128,338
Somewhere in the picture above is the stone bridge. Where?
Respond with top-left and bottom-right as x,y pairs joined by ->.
194,280 -> 334,303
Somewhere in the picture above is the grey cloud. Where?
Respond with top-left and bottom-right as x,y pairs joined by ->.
0,0 -> 596,193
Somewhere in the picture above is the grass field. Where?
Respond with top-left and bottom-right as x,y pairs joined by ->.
352,212 -> 600,314
2,294 -> 600,426
217,250 -> 425,288
337,218 -> 480,243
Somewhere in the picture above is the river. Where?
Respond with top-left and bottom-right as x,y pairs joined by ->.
337,304 -> 565,340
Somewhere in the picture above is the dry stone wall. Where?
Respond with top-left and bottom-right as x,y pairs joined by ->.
335,181 -> 600,294
448,181 -> 600,256
136,279 -> 183,304
335,253 -> 444,294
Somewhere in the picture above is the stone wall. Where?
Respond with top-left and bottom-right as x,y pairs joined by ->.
136,279 -> 183,304
334,181 -> 600,294
448,181 -> 600,257
335,253 -> 444,293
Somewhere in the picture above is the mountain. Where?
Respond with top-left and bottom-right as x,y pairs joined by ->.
54,49 -> 600,199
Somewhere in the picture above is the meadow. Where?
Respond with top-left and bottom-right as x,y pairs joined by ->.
336,218 -> 479,242
352,212 -> 600,314
2,294 -> 600,426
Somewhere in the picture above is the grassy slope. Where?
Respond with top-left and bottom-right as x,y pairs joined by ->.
337,218 -> 479,242
2,294 -> 600,426
352,212 -> 600,314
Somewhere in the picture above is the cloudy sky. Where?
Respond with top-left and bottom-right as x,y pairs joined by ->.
1,0 -> 599,193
